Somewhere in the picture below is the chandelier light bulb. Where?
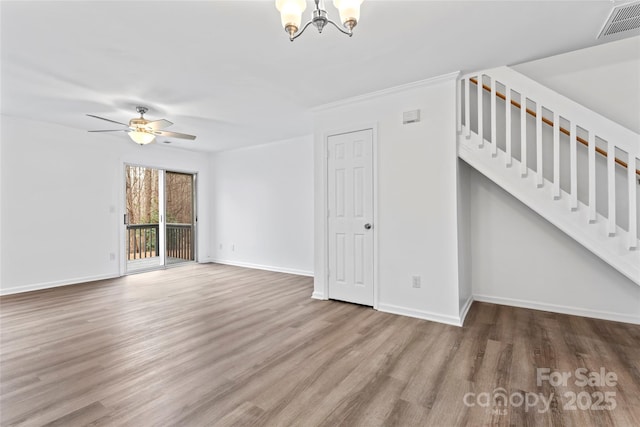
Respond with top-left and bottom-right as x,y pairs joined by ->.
275,0 -> 308,37
333,0 -> 363,29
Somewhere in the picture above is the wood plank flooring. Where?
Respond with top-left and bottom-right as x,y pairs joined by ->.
1,263 -> 639,426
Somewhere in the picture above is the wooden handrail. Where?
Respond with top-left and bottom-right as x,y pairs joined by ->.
469,77 -> 640,177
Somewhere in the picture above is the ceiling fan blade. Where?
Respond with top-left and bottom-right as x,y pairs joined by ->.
153,130 -> 196,140
88,129 -> 128,132
146,119 -> 173,130
87,114 -> 129,127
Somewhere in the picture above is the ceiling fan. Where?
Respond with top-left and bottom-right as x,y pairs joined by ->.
87,106 -> 196,145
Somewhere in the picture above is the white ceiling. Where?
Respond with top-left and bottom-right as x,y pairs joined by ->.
1,0 -> 636,152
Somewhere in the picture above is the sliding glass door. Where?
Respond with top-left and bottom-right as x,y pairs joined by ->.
125,165 -> 196,273
165,171 -> 196,265
125,165 -> 162,272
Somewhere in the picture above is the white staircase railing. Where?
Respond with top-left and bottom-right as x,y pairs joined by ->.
457,66 -> 640,285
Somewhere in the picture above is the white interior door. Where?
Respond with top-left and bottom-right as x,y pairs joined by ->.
327,129 -> 374,306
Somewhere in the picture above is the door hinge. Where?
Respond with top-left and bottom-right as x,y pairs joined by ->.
124,214 -> 128,225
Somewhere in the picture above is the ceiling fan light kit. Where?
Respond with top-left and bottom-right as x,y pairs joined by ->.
129,130 -> 156,145
127,106 -> 156,145
275,0 -> 364,41
87,106 -> 196,146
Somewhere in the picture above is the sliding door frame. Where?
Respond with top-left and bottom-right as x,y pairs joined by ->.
165,170 -> 198,267
119,161 -> 198,276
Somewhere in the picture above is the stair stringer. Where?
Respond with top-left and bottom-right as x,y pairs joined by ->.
459,129 -> 640,285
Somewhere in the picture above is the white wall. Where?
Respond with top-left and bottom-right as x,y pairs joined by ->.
462,161 -> 640,324
457,157 -> 473,316
209,136 -> 314,276
513,36 -> 640,134
0,116 -> 211,295
313,73 -> 467,326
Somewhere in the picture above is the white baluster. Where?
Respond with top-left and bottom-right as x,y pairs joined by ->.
477,75 -> 483,147
628,151 -> 638,249
491,78 -> 497,157
505,88 -> 512,167
536,103 -> 543,187
521,95 -> 527,177
465,78 -> 471,139
457,78 -> 462,134
588,131 -> 597,223
570,122 -> 578,211
607,141 -> 616,236
553,112 -> 560,200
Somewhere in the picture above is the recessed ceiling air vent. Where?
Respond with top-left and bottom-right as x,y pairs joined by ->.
598,0 -> 640,38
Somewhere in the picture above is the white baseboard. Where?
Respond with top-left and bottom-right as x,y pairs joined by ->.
0,273 -> 119,296
459,296 -> 474,326
311,291 -> 327,300
208,258 -> 314,277
377,303 -> 464,327
473,294 -> 640,325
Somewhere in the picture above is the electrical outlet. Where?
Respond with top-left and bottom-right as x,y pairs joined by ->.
219,243 -> 223,250
109,252 -> 116,261
412,275 -> 421,288
231,244 -> 235,252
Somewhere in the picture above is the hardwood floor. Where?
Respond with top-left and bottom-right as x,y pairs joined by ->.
1,263 -> 639,426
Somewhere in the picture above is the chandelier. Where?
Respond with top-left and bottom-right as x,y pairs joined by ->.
275,0 -> 364,41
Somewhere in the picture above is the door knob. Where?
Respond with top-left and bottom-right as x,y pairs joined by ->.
364,223 -> 372,230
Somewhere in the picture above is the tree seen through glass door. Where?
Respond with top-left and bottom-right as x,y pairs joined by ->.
126,166 -> 160,267
165,172 -> 195,264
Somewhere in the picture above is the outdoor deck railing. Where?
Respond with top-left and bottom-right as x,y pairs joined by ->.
166,223 -> 194,261
126,223 -> 193,261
